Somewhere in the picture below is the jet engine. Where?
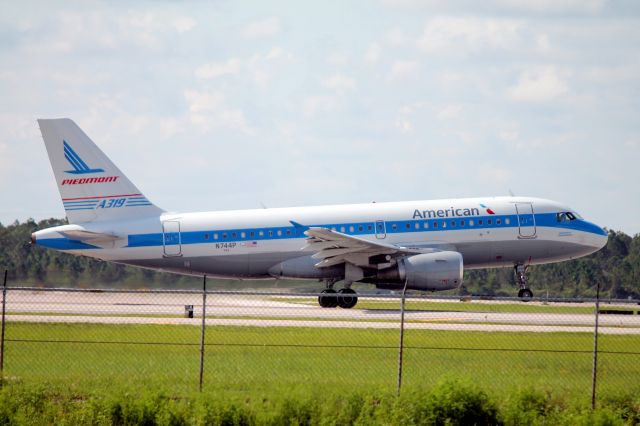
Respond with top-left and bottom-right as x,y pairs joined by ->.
363,251 -> 463,291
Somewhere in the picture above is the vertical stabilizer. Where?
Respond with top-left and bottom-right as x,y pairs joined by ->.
38,118 -> 164,224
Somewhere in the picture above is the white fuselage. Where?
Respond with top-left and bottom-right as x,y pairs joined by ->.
34,196 -> 608,282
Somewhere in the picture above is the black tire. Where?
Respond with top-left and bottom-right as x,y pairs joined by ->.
319,289 -> 338,308
337,288 -> 358,309
518,288 -> 533,301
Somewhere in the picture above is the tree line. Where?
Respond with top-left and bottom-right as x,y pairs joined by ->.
1,218 -> 638,298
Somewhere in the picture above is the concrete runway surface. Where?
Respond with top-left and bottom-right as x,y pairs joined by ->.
3,291 -> 640,334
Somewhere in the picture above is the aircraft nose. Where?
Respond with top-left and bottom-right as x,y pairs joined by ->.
596,229 -> 608,250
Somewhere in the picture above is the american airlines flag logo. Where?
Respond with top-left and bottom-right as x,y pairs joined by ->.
242,241 -> 258,248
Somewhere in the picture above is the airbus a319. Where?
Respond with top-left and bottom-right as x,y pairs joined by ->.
32,119 -> 608,308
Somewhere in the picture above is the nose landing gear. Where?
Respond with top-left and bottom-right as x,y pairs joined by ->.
515,264 -> 533,300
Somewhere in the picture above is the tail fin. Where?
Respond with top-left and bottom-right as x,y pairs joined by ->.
38,118 -> 164,224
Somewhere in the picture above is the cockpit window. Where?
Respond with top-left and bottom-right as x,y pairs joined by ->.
557,212 -> 579,222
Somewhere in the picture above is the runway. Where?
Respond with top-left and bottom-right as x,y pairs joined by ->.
4,290 -> 640,334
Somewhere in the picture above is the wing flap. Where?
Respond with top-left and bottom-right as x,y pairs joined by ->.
302,226 -> 437,268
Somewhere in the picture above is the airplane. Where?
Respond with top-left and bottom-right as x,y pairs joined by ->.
31,119 -> 608,308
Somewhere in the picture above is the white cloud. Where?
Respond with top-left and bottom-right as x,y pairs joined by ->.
195,58 -> 242,79
436,104 -> 462,121
365,43 -> 381,63
385,28 -> 412,47
242,17 -> 282,39
322,74 -> 356,93
478,164 -> 512,185
302,95 -> 338,117
418,17 -> 523,53
172,16 -> 197,33
388,60 -> 419,81
508,66 -> 569,102
184,90 -> 225,112
494,0 -> 606,14
183,89 -> 250,133
326,51 -> 350,66
499,130 -> 519,142
395,118 -> 413,133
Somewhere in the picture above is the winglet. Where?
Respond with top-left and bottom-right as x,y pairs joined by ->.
290,220 -> 310,234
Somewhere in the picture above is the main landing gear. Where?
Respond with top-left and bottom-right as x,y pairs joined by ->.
318,280 -> 358,309
515,264 -> 533,300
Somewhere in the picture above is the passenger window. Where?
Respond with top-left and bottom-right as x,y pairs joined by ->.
451,221 -> 456,227
204,233 -> 209,240
358,225 -> 363,231
405,223 -> 411,229
222,233 -> 227,239
469,220 -> 474,226
367,225 -> 373,231
433,222 -> 438,228
241,232 -> 246,238
214,233 -> 219,240
423,222 -> 429,229
250,231 -> 255,237
505,218 -> 510,225
232,232 -> 237,238
349,226 -> 354,232
392,224 -> 397,230
415,222 -> 419,229
460,220 -> 465,227
442,221 -> 447,228
478,220 -> 483,225
496,219 -> 501,225
268,231 -> 273,237
286,230 -> 291,235
259,231 -> 264,237
277,230 -> 282,236
487,219 -> 492,225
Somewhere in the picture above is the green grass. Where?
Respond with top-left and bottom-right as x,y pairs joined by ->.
2,378 -> 639,425
4,321 -> 639,403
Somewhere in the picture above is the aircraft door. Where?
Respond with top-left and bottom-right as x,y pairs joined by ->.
162,220 -> 182,256
375,220 -> 386,239
515,203 -> 536,238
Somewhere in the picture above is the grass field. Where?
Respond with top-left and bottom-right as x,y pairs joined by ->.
4,321 -> 639,404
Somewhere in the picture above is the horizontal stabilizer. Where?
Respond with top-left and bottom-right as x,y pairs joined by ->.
58,229 -> 121,243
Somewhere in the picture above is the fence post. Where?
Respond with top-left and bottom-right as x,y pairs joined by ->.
397,280 -> 409,396
0,269 -> 7,379
199,275 -> 207,392
591,282 -> 600,410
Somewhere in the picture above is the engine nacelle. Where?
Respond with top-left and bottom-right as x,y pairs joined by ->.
368,251 -> 463,291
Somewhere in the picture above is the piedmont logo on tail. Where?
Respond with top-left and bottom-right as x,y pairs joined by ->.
63,140 -> 104,174
32,118 -> 608,309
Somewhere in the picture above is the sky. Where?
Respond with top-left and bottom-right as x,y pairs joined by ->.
1,0 -> 639,235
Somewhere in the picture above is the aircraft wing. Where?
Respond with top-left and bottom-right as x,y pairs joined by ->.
304,227 -> 436,268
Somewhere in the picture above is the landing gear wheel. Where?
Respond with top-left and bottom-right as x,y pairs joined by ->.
518,288 -> 533,300
318,289 -> 338,308
514,264 -> 532,301
337,288 -> 358,309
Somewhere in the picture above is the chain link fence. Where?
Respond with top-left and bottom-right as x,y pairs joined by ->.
1,271 -> 639,407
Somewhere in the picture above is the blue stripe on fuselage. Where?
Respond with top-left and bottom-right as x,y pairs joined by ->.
124,213 -> 606,248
